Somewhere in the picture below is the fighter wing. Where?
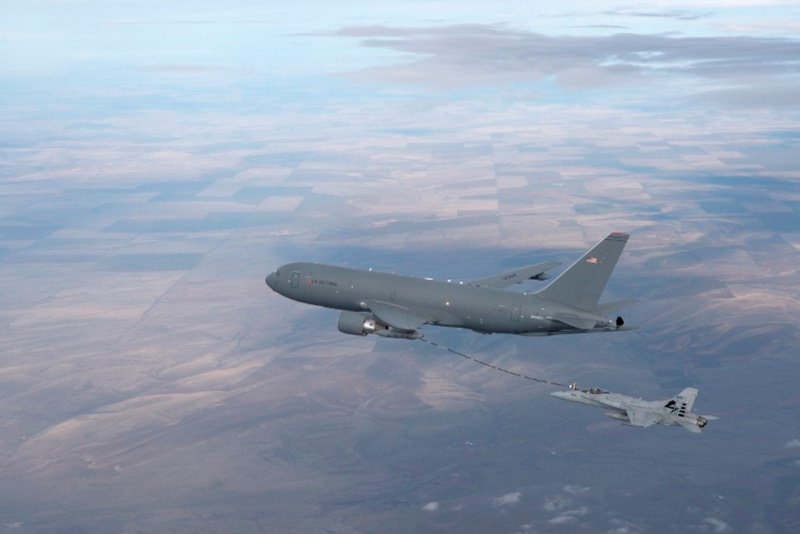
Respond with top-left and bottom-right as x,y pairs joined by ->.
625,406 -> 662,428
367,300 -> 429,332
469,261 -> 561,289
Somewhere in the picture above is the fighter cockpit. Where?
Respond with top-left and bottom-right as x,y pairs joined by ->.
569,383 -> 608,394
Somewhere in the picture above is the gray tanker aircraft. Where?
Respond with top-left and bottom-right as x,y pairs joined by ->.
551,385 -> 716,433
265,232 -> 635,339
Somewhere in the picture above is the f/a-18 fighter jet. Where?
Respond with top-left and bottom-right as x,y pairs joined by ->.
265,232 -> 636,340
551,385 -> 717,433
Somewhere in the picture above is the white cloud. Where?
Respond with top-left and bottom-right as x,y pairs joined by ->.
493,491 -> 522,507
542,495 -> 571,512
548,506 -> 589,525
331,24 -> 800,108
549,514 -> 579,525
785,438 -> 800,448
422,502 -> 439,512
703,517 -> 731,532
335,25 -> 800,83
606,518 -> 642,534
604,7 -> 713,21
564,484 -> 590,494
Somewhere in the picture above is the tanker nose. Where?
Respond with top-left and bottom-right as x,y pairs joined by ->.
265,271 -> 277,291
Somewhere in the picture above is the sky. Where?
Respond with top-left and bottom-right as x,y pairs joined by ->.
1,1 -> 800,533
4,0 -> 800,111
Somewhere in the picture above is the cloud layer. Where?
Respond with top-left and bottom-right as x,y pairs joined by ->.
331,24 -> 800,106
493,491 -> 522,507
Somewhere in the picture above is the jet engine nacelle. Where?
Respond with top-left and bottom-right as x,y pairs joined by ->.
337,311 -> 422,340
605,411 -> 630,422
338,311 -> 379,336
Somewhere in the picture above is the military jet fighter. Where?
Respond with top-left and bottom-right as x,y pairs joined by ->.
551,385 -> 716,433
265,232 -> 636,340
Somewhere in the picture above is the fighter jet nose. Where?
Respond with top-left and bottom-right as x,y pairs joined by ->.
550,391 -> 568,399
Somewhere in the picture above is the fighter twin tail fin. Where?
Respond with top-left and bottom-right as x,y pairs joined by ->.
666,387 -> 698,416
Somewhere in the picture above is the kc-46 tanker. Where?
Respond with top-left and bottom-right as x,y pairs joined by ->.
266,232 -> 636,340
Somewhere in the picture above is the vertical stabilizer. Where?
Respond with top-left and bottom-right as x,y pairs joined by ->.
537,232 -> 629,310
665,387 -> 698,416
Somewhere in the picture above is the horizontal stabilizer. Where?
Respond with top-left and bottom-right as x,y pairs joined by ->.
678,420 -> 702,433
548,313 -> 598,331
470,261 -> 561,289
367,300 -> 429,332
